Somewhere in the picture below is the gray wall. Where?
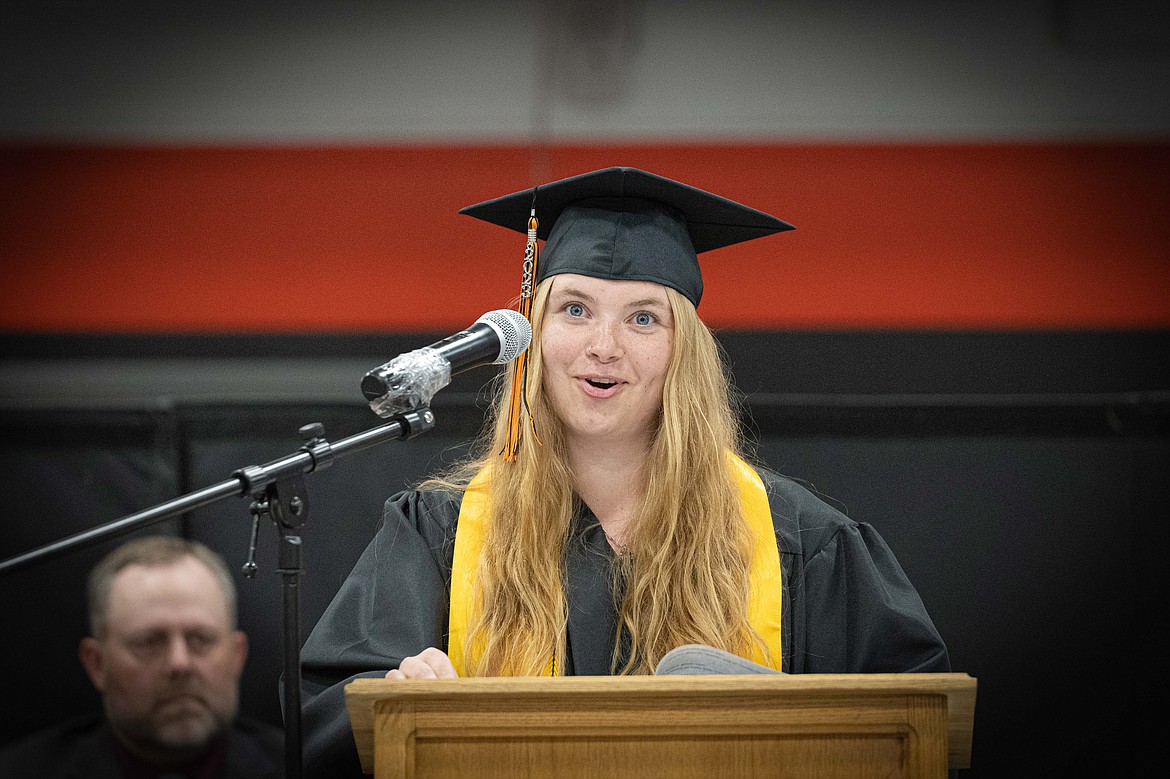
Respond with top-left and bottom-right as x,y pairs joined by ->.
3,1 -> 1168,142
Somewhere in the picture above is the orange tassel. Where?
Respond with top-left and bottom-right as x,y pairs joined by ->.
503,209 -> 540,461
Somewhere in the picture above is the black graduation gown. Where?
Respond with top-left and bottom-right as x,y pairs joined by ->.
298,468 -> 950,777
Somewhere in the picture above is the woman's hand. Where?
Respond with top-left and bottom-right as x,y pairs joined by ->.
385,646 -> 459,679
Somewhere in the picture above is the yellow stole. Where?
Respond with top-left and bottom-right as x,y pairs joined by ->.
447,453 -> 782,675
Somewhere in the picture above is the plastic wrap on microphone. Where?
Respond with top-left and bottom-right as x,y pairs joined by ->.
364,309 -> 532,418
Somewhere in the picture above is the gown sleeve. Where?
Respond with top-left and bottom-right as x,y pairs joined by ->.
299,488 -> 460,778
765,472 -> 951,675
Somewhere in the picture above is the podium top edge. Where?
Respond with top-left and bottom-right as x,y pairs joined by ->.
345,672 -> 976,699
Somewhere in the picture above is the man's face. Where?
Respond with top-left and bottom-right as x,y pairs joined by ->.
79,557 -> 247,765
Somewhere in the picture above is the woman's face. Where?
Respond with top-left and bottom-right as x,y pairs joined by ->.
540,274 -> 674,449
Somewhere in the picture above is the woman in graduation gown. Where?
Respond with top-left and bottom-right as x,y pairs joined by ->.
298,168 -> 950,776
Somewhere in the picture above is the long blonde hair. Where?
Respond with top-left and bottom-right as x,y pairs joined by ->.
425,276 -> 764,675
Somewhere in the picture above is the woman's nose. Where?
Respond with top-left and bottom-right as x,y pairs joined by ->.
585,321 -> 622,361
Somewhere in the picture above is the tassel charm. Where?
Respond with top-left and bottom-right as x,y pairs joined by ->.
503,206 -> 540,461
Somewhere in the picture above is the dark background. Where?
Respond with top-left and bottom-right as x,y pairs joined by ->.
2,329 -> 1166,776
3,3 -> 1169,775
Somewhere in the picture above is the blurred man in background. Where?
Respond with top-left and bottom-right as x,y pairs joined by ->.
0,536 -> 282,778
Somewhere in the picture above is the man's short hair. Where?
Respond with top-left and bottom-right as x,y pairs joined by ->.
87,536 -> 238,638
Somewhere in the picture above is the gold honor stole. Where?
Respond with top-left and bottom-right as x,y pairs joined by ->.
447,453 -> 782,676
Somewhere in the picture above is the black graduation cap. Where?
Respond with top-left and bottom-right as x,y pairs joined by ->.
459,167 -> 794,307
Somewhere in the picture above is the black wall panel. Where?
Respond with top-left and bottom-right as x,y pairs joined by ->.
0,408 -> 182,741
2,330 -> 1167,775
754,434 -> 1166,775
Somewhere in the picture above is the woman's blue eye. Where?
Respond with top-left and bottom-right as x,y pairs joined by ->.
566,303 -> 585,317
633,312 -> 655,326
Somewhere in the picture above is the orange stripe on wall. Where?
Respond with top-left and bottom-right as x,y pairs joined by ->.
1,142 -> 1167,332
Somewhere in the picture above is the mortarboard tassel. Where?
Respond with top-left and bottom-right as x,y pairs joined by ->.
502,202 -> 541,461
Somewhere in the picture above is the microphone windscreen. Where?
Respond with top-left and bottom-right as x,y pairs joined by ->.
475,309 -> 532,364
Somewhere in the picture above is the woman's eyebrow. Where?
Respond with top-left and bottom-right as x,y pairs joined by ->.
627,297 -> 669,309
550,288 -> 668,311
551,287 -> 596,304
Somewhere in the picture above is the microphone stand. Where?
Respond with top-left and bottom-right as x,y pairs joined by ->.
0,406 -> 437,779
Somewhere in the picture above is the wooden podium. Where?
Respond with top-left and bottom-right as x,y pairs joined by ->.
345,673 -> 976,778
